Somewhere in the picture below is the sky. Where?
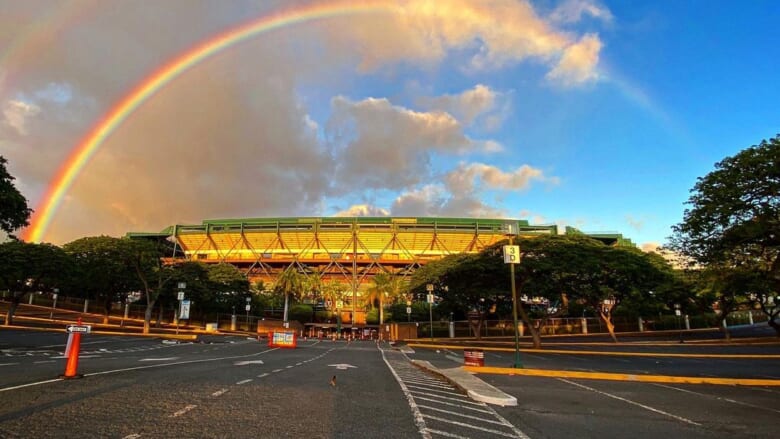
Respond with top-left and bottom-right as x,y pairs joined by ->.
1,0 -> 778,250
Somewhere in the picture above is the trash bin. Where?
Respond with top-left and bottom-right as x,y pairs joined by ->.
464,348 -> 484,367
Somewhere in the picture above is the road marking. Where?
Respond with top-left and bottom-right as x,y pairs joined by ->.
257,373 -> 270,378
413,395 -> 492,413
652,383 -> 780,414
122,434 -> 142,439
211,388 -> 229,397
296,362 -> 302,366
0,363 -> 19,367
409,391 -> 485,406
409,343 -> 780,359
236,379 -> 253,385
422,414 -> 524,438
406,384 -> 467,397
417,404 -> 507,426
403,379 -> 458,390
272,369 -> 283,373
234,360 -> 264,366
0,378 -> 63,393
170,404 -> 197,417
381,350 -> 431,439
423,428 -> 470,438
138,357 -> 180,361
466,365 -> 780,386
33,360 -> 55,364
559,378 -> 701,426
286,365 -> 294,368
328,363 -> 358,370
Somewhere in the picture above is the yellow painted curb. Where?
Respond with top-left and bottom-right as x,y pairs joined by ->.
407,343 -> 780,359
464,366 -> 780,386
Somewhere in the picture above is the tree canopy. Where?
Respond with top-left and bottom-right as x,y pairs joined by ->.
0,156 -> 33,238
669,134 -> 780,334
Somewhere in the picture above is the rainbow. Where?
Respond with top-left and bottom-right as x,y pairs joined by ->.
24,1 -> 392,242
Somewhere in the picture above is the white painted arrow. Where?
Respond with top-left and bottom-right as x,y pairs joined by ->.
328,363 -> 358,370
234,360 -> 265,366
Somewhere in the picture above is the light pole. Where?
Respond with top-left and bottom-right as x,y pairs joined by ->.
674,303 -> 683,343
426,284 -> 434,339
50,288 -> 59,319
245,296 -> 251,331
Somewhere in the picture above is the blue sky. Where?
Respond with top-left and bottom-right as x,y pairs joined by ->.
1,0 -> 778,248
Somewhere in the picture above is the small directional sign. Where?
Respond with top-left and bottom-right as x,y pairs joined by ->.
503,245 -> 520,264
328,364 -> 357,370
66,324 -> 91,333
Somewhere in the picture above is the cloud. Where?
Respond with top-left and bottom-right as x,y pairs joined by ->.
444,162 -> 558,194
640,242 -> 660,253
625,214 -> 644,232
315,0 -> 603,82
334,204 -> 390,217
0,0 -> 596,243
2,99 -> 40,135
416,84 -> 501,128
328,96 -> 499,191
548,0 -> 613,24
546,33 -> 602,86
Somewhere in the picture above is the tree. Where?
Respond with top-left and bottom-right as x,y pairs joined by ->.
123,237 -> 177,333
669,135 -> 780,335
519,235 -> 665,343
274,266 -> 307,323
0,156 -> 33,239
0,241 -> 71,325
63,236 -> 139,323
368,271 -> 406,326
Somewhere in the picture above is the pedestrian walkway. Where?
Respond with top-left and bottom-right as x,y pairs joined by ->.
382,348 -> 528,438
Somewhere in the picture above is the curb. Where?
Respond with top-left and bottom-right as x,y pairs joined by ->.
411,359 -> 517,406
464,365 -> 780,386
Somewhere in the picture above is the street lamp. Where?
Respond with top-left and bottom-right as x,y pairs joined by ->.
674,303 -> 683,343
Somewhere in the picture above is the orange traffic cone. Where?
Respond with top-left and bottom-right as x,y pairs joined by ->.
61,319 -> 84,379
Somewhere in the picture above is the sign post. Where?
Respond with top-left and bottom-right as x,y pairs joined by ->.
176,282 -> 186,335
503,236 -> 523,368
426,284 -> 434,338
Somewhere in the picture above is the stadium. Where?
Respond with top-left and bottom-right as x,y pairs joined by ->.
131,216 -> 634,321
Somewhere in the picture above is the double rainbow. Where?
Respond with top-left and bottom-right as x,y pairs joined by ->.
24,1 -> 391,242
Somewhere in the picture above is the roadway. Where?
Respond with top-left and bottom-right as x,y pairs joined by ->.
1,326 -> 779,438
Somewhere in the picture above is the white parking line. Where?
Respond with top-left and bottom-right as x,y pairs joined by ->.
652,383 -> 780,414
170,404 -> 197,417
212,388 -> 229,397
559,378 -> 701,426
422,414 -> 521,438
417,404 -> 507,425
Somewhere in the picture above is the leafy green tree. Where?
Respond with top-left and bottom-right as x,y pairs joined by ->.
669,135 -> 780,335
520,235 -> 665,343
0,156 -> 32,239
207,263 -> 251,314
123,237 -> 177,333
0,241 -> 71,324
63,236 -> 139,323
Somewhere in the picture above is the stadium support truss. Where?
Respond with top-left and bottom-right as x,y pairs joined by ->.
131,216 -> 634,288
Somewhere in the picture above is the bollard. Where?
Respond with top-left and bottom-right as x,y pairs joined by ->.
684,314 -> 690,330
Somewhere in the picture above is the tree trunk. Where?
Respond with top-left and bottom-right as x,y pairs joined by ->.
103,298 -> 111,324
600,312 -> 618,343
517,304 -> 541,349
143,302 -> 154,334
283,293 -> 290,322
156,302 -> 163,328
4,293 -> 22,325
